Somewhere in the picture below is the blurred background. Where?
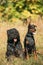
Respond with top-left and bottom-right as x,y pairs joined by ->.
0,0 -> 43,21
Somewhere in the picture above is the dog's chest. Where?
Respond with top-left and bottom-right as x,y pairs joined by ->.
26,33 -> 35,46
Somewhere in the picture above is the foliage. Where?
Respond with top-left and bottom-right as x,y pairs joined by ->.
0,0 -> 43,21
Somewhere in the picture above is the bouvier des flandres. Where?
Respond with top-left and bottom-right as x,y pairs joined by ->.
6,28 -> 23,60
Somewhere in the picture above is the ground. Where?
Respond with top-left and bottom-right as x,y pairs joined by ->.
0,17 -> 43,65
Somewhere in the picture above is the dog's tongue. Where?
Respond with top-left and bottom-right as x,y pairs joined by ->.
14,39 -> 17,42
33,32 -> 36,34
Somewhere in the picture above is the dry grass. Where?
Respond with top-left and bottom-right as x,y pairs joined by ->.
0,17 -> 43,65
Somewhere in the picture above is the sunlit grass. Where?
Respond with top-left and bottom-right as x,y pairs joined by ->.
0,17 -> 43,65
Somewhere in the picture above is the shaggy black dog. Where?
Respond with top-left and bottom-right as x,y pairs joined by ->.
6,28 -> 23,60
24,24 -> 37,59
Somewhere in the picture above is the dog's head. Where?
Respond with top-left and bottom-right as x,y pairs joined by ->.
28,24 -> 37,34
7,28 -> 20,43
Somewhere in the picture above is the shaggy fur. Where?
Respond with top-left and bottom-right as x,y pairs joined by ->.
6,28 -> 23,60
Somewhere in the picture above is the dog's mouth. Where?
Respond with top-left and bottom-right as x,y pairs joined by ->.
33,32 -> 36,34
32,29 -> 36,34
30,28 -> 36,33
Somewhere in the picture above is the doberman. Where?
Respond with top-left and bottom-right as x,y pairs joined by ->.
24,23 -> 37,59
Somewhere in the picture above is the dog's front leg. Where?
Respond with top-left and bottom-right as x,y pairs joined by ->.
33,51 -> 37,60
24,48 -> 29,59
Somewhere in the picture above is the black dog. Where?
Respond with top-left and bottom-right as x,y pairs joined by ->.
6,28 -> 23,60
24,24 -> 37,59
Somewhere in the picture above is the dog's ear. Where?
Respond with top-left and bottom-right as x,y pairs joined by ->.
28,22 -> 31,29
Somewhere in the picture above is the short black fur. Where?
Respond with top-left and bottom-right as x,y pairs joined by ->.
24,24 -> 37,58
